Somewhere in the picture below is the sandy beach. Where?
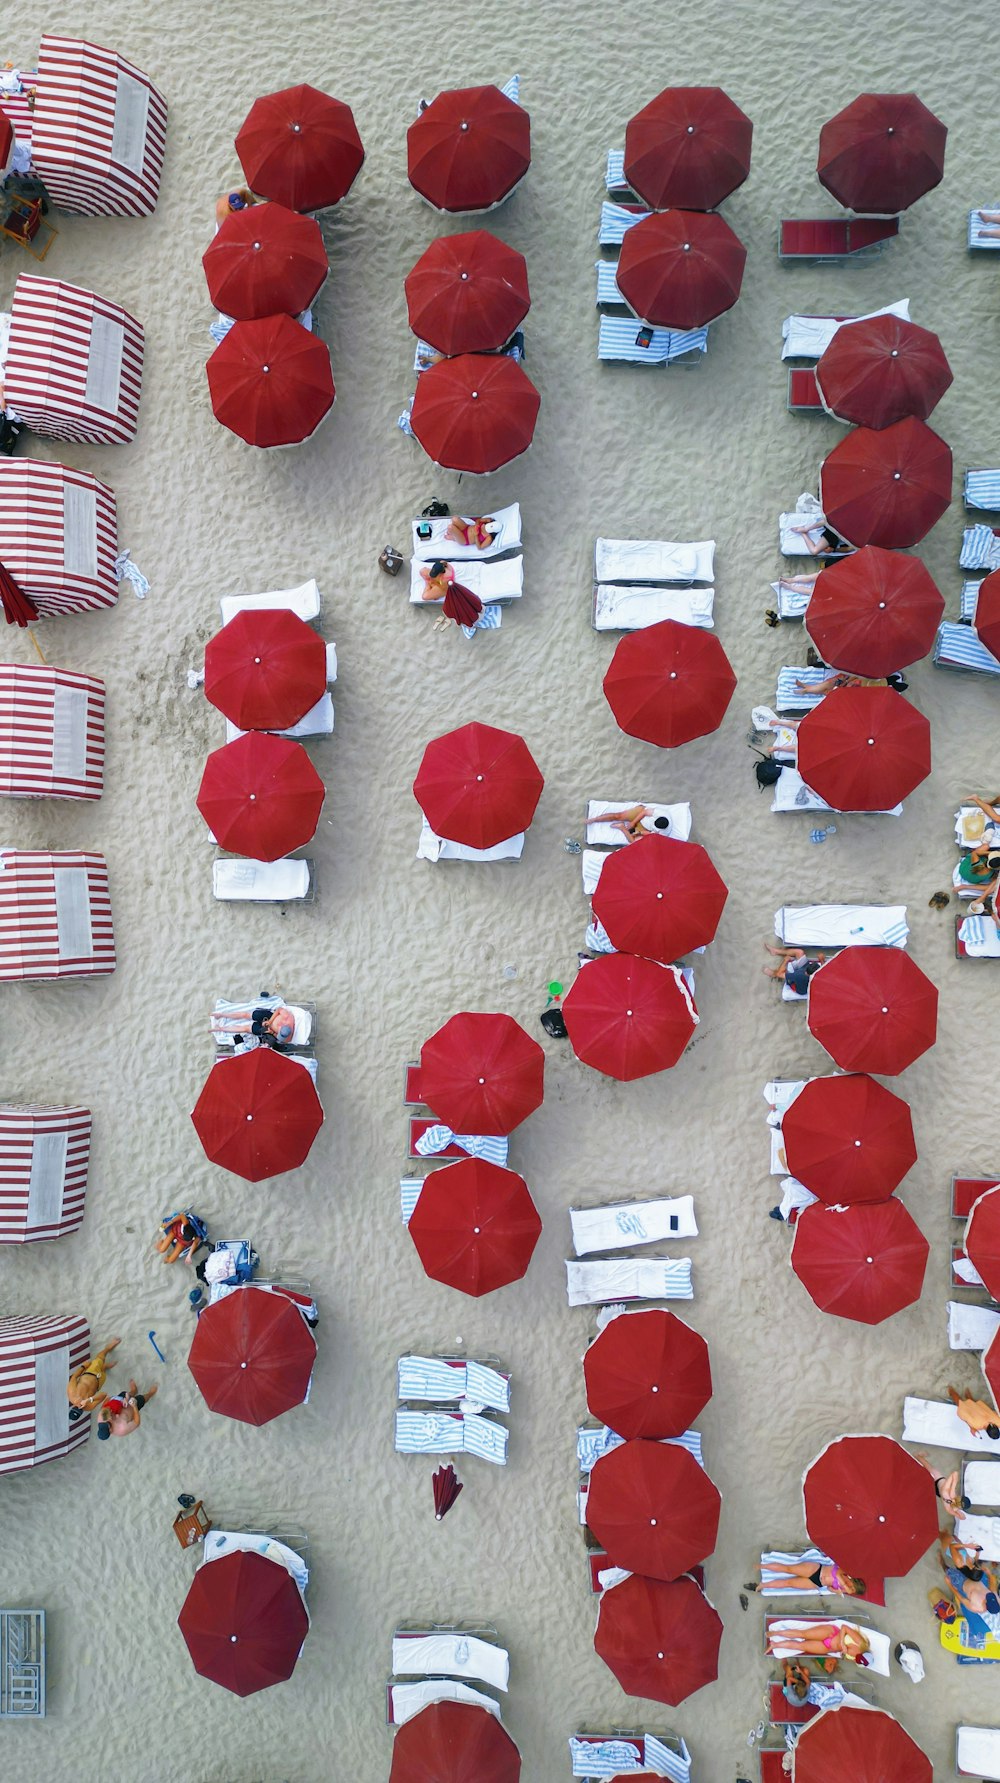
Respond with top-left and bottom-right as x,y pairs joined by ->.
4,1 -> 1000,1777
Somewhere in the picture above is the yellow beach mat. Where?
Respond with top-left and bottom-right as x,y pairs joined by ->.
941,1617 -> 1000,1661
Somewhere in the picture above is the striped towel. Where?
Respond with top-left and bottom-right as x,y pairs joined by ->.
500,73 -> 520,104
400,1178 -> 422,1224
776,665 -> 827,709
414,1125 -> 509,1164
115,550 -> 149,598
599,202 -> 646,246
599,314 -> 709,365
464,1416 -> 509,1464
969,208 -> 1000,249
961,580 -> 981,618
394,1410 -> 509,1465
565,1258 -> 694,1305
960,913 -> 1000,956
466,1360 -> 511,1412
935,622 -> 1000,675
960,524 -> 1000,571
882,917 -> 910,947
605,148 -> 627,191
577,1424 -> 704,1471
966,470 -> 1000,512
570,1733 -> 691,1780
462,602 -> 502,641
395,1356 -> 510,1413
595,258 -> 624,304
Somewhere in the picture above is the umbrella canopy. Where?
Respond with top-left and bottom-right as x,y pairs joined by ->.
236,84 -> 364,210
584,1308 -> 712,1438
419,1012 -> 544,1134
413,721 -> 543,848
178,1549 -> 308,1696
587,1438 -> 722,1581
562,954 -> 698,1081
204,609 -> 327,731
407,1157 -> 542,1296
603,619 -> 737,748
623,86 -> 753,210
818,92 -> 947,214
805,547 -> 944,676
791,1199 -> 929,1324
793,1704 -> 931,1783
409,353 -> 540,473
815,314 -> 952,429
407,85 -> 530,213
594,1573 -> 722,1705
803,1434 -> 938,1578
187,1287 -> 316,1425
965,1185 -> 1000,1301
191,1048 -> 324,1182
207,314 -> 335,448
983,1328 -> 1000,1411
782,1074 -> 917,1205
806,947 -> 938,1074
203,202 -> 328,321
796,686 -> 930,811
615,208 -> 747,330
591,834 -> 728,961
819,416 -> 952,549
196,732 -> 324,860
974,570 -> 1000,662
404,230 -> 530,355
389,1701 -> 521,1783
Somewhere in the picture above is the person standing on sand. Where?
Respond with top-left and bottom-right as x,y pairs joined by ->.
67,1337 -> 121,1411
96,1381 -> 158,1440
949,1385 -> 1000,1441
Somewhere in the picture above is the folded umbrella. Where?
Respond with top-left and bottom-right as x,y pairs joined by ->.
187,1285 -> 316,1424
615,207 -> 747,330
793,1703 -> 931,1782
207,313 -> 335,448
591,833 -> 728,962
818,92 -> 947,214
407,1157 -> 541,1296
623,85 -> 753,210
816,314 -> 952,429
203,202 -> 328,321
805,547 -> 944,676
432,1463 -> 463,1521
420,1011 -> 544,1135
191,1048 -> 324,1181
562,953 -> 698,1081
603,619 -> 736,748
204,608 -> 328,730
587,1437 -> 722,1581
413,721 -> 543,848
974,569 -> 1000,662
594,1572 -> 722,1705
410,352 -> 540,473
196,731 -> 325,860
236,83 -> 364,210
389,1701 -> 521,1783
803,1433 -> 938,1578
0,558 -> 38,627
806,946 -> 938,1074
819,416 -> 952,549
407,85 -> 530,213
782,1073 -> 917,1204
791,1200 -> 929,1324
796,686 -> 930,811
405,230 -> 529,355
178,1548 -> 309,1696
584,1308 -> 712,1438
965,1185 -> 1000,1301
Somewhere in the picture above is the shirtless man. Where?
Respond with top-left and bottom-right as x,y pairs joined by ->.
586,806 -> 671,844
917,1452 -> 970,1517
949,1385 -> 1000,1442
96,1380 -> 158,1440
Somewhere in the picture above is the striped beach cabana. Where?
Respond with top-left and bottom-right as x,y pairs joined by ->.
0,849 -> 116,981
0,76 -> 37,169
3,275 -> 144,445
0,663 -> 105,799
29,35 -> 167,217
0,1104 -> 91,1242
0,1313 -> 90,1473
0,458 -> 118,616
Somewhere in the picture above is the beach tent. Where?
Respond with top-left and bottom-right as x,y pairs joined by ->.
0,1312 -> 90,1473
3,275 -> 144,445
0,458 -> 119,617
0,1104 -> 91,1242
0,663 -> 105,799
23,35 -> 167,216
0,849 -> 116,981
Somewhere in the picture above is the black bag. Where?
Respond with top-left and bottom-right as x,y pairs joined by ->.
754,758 -> 784,790
540,1007 -> 568,1039
421,500 -> 450,518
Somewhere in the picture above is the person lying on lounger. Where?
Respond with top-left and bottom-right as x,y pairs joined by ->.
586,806 -> 672,844
917,1453 -> 971,1516
795,669 -> 909,695
445,514 -> 499,550
750,1560 -> 866,1597
762,944 -> 825,992
949,1386 -> 1000,1441
978,210 -> 1000,237
418,560 -> 486,633
756,717 -> 800,762
214,1005 -> 298,1044
766,1622 -> 871,1667
789,521 -> 855,557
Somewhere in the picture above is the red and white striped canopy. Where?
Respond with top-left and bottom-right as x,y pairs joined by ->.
0,663 -> 105,799
0,1105 -> 90,1242
0,76 -> 36,166
0,1313 -> 90,1473
4,275 -> 144,445
30,35 -> 167,217
0,458 -> 118,616
0,850 -> 116,981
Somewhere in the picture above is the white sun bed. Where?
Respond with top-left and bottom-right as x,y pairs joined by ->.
959,912 -> 1000,957
780,299 -> 911,360
774,906 -> 909,948
392,1630 -> 509,1691
565,1258 -> 693,1306
585,800 -> 693,848
955,806 -> 999,848
595,538 -> 715,585
211,997 -> 313,1048
957,1725 -> 1000,1779
212,858 -> 313,901
410,504 -> 521,560
577,1423 -> 704,1472
770,769 -> 903,817
965,1462 -> 1000,1507
780,496 -> 834,556
598,201 -> 645,246
394,1409 -> 508,1465
225,691 -> 335,743
219,578 -> 321,626
416,819 -> 524,863
598,314 -> 709,365
387,1680 -> 501,1726
903,1396 -> 1000,1454
396,1356 -> 511,1413
408,556 -> 523,604
766,1618 -> 892,1676
948,1302 -> 1000,1351
593,583 -> 715,630
202,1529 -> 308,1596
570,1197 -> 697,1255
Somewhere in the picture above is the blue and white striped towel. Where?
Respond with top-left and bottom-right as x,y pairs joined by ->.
395,1410 -> 509,1465
960,524 -> 1000,571
400,1178 -> 422,1224
960,913 -> 1000,956
605,148 -> 627,191
569,1734 -> 691,1780
565,1257 -> 694,1305
881,917 -> 910,948
415,1125 -> 510,1165
465,1360 -> 511,1412
464,1415 -> 509,1465
776,665 -> 827,709
599,314 -> 709,365
969,208 -> 1000,250
595,259 -> 623,304
115,549 -> 149,598
462,602 -> 502,641
935,622 -> 1000,675
599,202 -> 646,246
966,470 -> 1000,512
500,74 -> 520,104
961,580 -> 981,618
396,1355 -> 511,1412
577,1424 -> 704,1471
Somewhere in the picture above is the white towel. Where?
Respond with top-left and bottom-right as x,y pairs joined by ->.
570,1197 -> 697,1254
902,1396 -> 1000,1454
780,299 -> 911,360
388,1680 -> 501,1725
585,801 -> 693,848
410,504 -> 521,561
391,1632 -> 509,1691
948,1302 -> 1000,1352
774,905 -> 909,948
954,1514 -> 1000,1562
595,538 -> 715,585
565,1257 -> 693,1305
966,1462 -> 1000,1507
758,1548 -> 840,1596
957,1726 -> 1000,1779
212,858 -> 311,900
766,1618 -> 891,1676
416,819 -> 525,863
408,556 -> 523,603
220,579 -> 321,626
769,768 -> 903,816
593,584 -> 715,630
203,1529 -> 308,1596
780,494 -> 828,555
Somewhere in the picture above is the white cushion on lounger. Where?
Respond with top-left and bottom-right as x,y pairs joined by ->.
957,1726 -> 1000,1779
959,913 -> 1000,956
780,495 -> 829,555
948,1301 -> 1000,1351
955,1514 -> 1000,1561
770,769 -> 902,816
966,1462 -> 1000,1507
565,1257 -> 693,1305
212,998 -> 312,1047
220,579 -> 321,624
416,819 -> 524,862
571,1197 -> 697,1253
594,584 -> 715,630
392,1633 -> 508,1691
388,1680 -> 501,1726
586,800 -> 693,847
225,692 -> 334,743
903,1396 -> 1000,1454
408,556 -> 523,603
780,300 -> 911,360
774,906 -> 909,948
213,858 -> 311,900
595,538 -> 715,585
203,1529 -> 308,1596
410,504 -> 521,560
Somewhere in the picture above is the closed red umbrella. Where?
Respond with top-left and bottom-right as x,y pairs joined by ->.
207,314 -> 335,447
595,1573 -> 722,1705
983,1328 -> 1000,1411
591,834 -> 728,961
413,721 -> 543,848
782,1074 -> 917,1205
616,208 -> 747,329
803,1434 -> 938,1577
420,1012 -> 544,1135
796,686 -> 930,811
389,1701 -> 521,1783
410,353 -> 539,473
794,1704 -> 931,1782
203,202 -> 328,321
562,954 -> 698,1081
816,315 -> 952,429
791,1200 -> 929,1324
805,548 -> 944,675
178,1549 -> 308,1695
806,947 -> 938,1074
408,1158 -> 541,1296
584,1308 -> 712,1438
204,609 -> 327,730
191,1048 -> 324,1182
819,417 -> 952,549
0,558 -> 38,627
187,1286 -> 316,1424
0,117 -> 11,172
196,732 -> 325,861
405,231 -> 529,355
236,84 -> 364,210
407,85 -> 530,213
603,619 -> 736,748
623,86 -> 753,211
587,1438 -> 722,1581
965,1185 -> 1000,1301
974,570 -> 1000,662
818,93 -> 947,213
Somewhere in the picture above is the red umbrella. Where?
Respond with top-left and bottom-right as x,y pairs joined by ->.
594,1573 -> 722,1705
974,570 -> 1000,662
389,1701 -> 521,1783
623,86 -> 753,211
796,686 -> 931,811
0,558 -> 38,627
196,732 -> 325,861
816,314 -> 952,429
413,721 -> 543,848
178,1549 -> 308,1695
432,1464 -> 463,1521
419,1011 -> 544,1135
405,230 -> 529,355
207,314 -> 335,447
410,353 -> 540,473
587,1438 -> 722,1581
187,1286 -> 316,1425
806,947 -> 938,1074
791,1200 -> 929,1324
0,117 -> 11,171
818,93 -> 947,214
983,1328 -> 1000,1411
603,619 -> 737,749
203,202 -> 328,321
407,85 -> 530,213
591,834 -> 728,961
584,1308 -> 712,1438
819,416 -> 952,549
191,1048 -> 324,1182
793,1704 -> 931,1782
965,1186 -> 1000,1301
782,1074 -> 917,1205
407,1158 -> 541,1296
236,84 -> 364,210
803,1434 -> 938,1577
562,954 -> 697,1081
204,609 -> 327,730
616,208 -> 747,330
805,548 -> 944,675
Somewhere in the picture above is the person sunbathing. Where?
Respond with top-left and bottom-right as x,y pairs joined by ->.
789,521 -> 854,558
794,669 -> 909,695
67,1337 -> 121,1411
767,1622 -> 870,1666
949,1385 -> 1000,1441
756,717 -> 800,762
978,210 -> 1000,236
213,1005 -> 297,1044
587,806 -> 671,844
156,1211 -> 208,1265
762,944 -> 825,992
917,1452 -> 971,1516
445,514 -> 498,550
752,1560 -> 866,1597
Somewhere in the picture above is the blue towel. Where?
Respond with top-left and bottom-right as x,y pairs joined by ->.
934,623 -> 1000,675
969,208 -> 1000,250
604,148 -> 627,192
598,314 -> 709,365
569,1733 -> 691,1780
966,470 -> 1000,512
960,525 -> 1000,571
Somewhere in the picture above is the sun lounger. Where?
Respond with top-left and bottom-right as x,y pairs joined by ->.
570,1198 -> 697,1256
775,905 -> 909,950
595,538 -> 715,586
779,497 -> 850,558
765,1616 -> 892,1675
603,148 -> 632,197
954,1513 -> 1000,1562
961,524 -> 1000,572
934,622 -> 1000,677
758,1549 -> 886,1606
392,1629 -> 509,1691
957,912 -> 1000,958
400,1178 -> 421,1224
598,201 -> 646,246
774,666 -> 833,711
958,1725 -> 1000,1778
564,1258 -> 694,1306
965,1461 -> 1000,1507
416,819 -> 524,863
597,314 -> 709,365
780,300 -> 911,361
0,1609 -> 45,1718
394,1409 -> 508,1465
212,858 -> 314,901
595,258 -> 625,305
202,1528 -> 309,1595
408,1119 -> 509,1165
965,471 -> 1000,513
386,1679 -> 500,1726
778,217 -> 900,262
585,800 -> 693,848
403,1063 -> 425,1107
770,768 -> 903,816
396,1356 -> 510,1412
569,1729 -> 692,1780
211,997 -> 313,1049
410,505 -> 521,561
960,581 -> 982,620
577,1423 -> 703,1472
219,578 -> 321,626
593,583 -> 715,630
787,368 -> 825,413
948,1302 -> 1000,1351
970,208 -> 1000,251
903,1396 -> 1000,1455
759,1752 -> 788,1782
408,556 -> 523,605
954,1174 -> 1000,1218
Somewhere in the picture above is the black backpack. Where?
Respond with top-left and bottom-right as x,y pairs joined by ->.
540,1007 -> 568,1039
